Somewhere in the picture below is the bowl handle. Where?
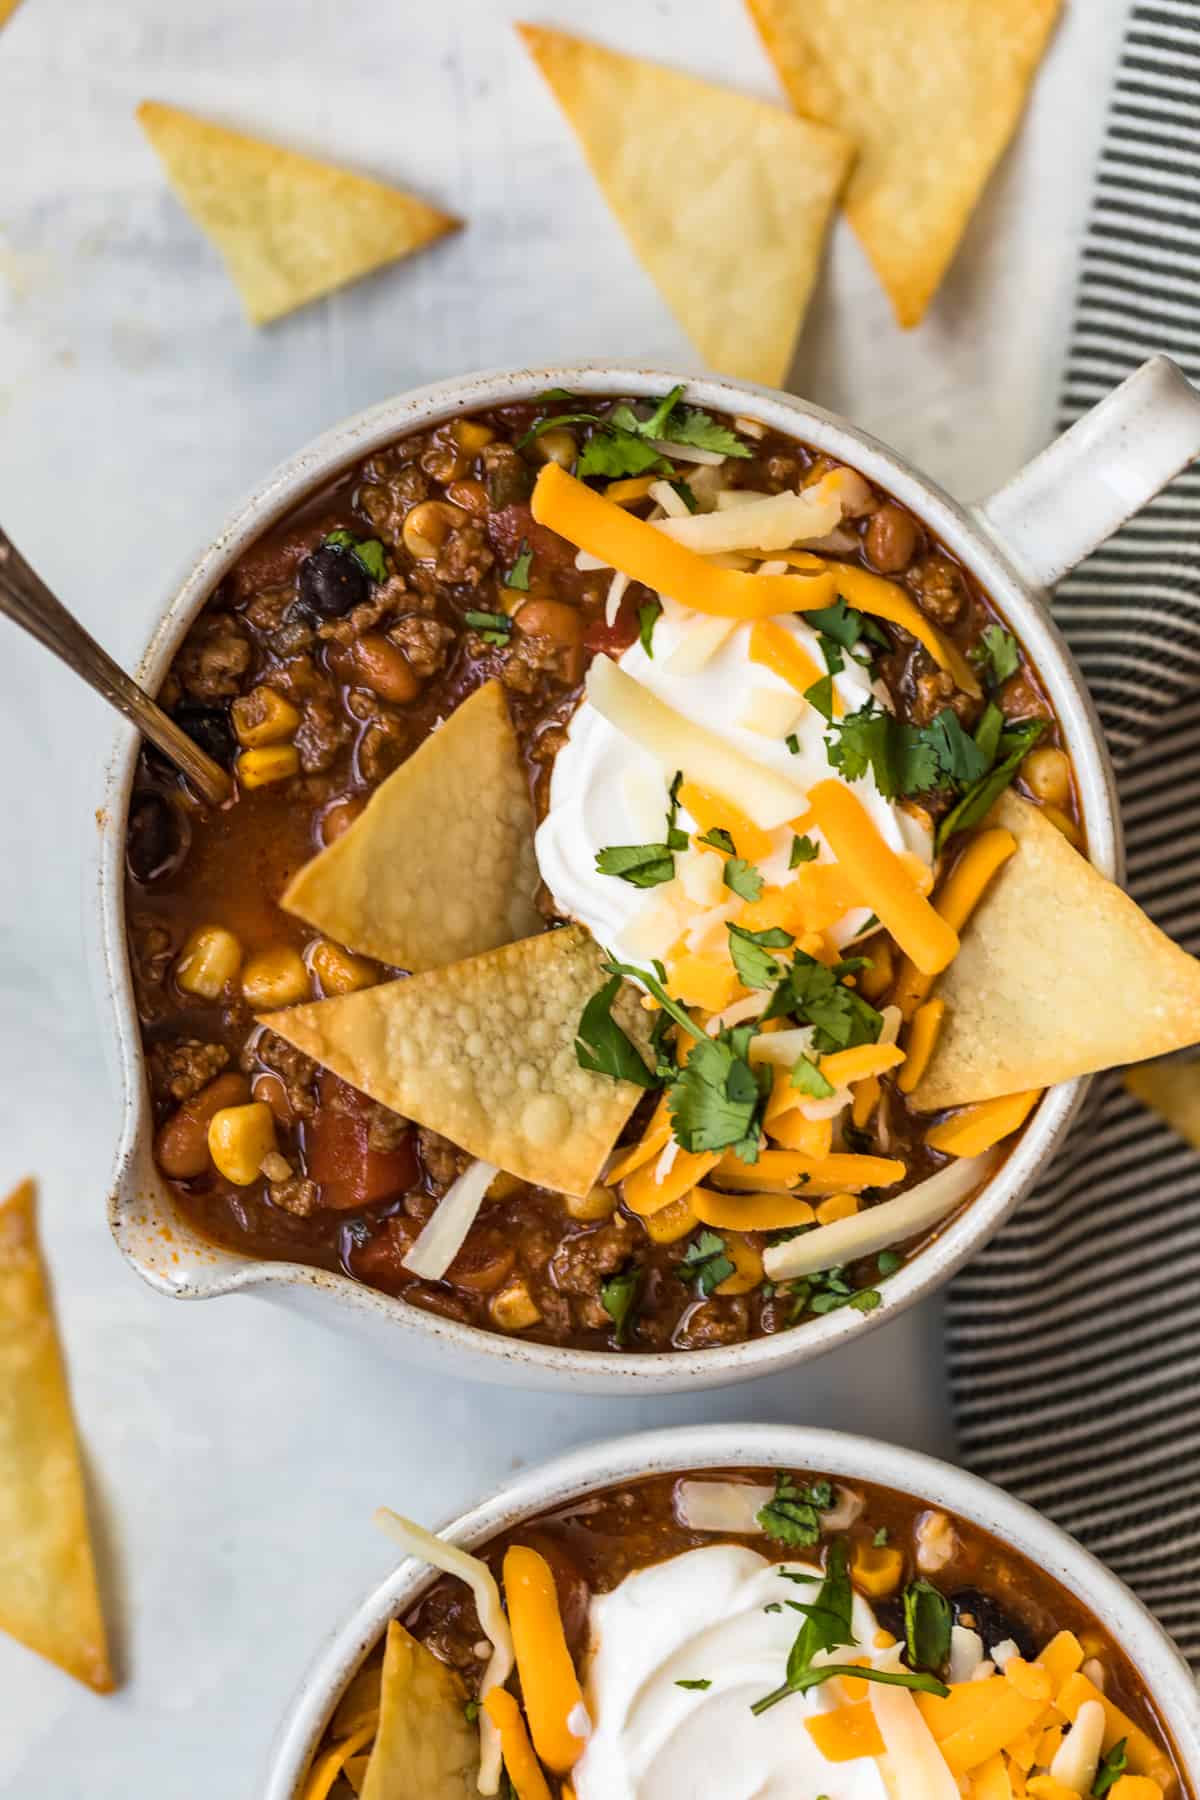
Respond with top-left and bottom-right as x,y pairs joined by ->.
971,355 -> 1200,591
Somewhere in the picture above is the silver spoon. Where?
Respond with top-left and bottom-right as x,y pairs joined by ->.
0,524 -> 231,807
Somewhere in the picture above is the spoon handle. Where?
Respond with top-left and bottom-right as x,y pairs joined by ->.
0,525 -> 231,807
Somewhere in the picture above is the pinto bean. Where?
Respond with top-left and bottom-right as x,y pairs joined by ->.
155,1071 -> 250,1179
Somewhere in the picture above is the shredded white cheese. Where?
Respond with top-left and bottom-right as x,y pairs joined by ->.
401,1160 -> 499,1282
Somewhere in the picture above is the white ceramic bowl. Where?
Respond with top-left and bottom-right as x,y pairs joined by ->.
95,357 -> 1200,1395
263,1421 -> 1200,1800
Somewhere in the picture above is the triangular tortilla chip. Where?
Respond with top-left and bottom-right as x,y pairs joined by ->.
0,1 -> 25,32
746,0 -> 1060,328
137,101 -> 458,324
1124,1060 -> 1200,1152
361,1621 -> 478,1800
913,792 -> 1200,1110
518,24 -> 853,386
260,924 -> 651,1196
0,1181 -> 113,1692
282,682 -> 540,973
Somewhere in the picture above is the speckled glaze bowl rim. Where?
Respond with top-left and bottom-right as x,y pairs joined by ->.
262,1421 -> 1200,1800
95,362 -> 1120,1392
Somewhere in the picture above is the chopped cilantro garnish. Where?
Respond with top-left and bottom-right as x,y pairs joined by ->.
1094,1741 -> 1129,1799
789,834 -> 818,868
621,385 -> 753,459
723,856 -> 763,902
825,699 -> 992,801
574,974 -> 658,1088
676,1229 -> 736,1296
752,1539 -> 947,1715
323,528 -> 387,584
504,540 -> 533,591
727,921 -> 793,991
973,623 -> 1021,688
464,608 -> 514,646
935,718 -> 1046,849
873,1527 -> 889,1547
763,952 -> 883,1054
594,842 -> 677,887
805,672 -> 837,722
974,700 -> 1005,768
675,1677 -> 712,1691
903,1578 -> 953,1674
524,387 -> 751,482
638,599 -> 662,658
790,1055 -> 835,1100
806,597 -> 888,654
670,478 -> 699,513
755,1473 -> 834,1548
699,826 -> 736,855
921,708 -> 990,786
877,1250 -> 902,1276
785,732 -> 801,755
600,1264 -> 643,1345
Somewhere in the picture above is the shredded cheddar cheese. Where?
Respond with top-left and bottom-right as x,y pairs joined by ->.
926,1091 -> 1042,1157
483,1687 -> 555,1800
502,1546 -> 588,1774
808,780 -> 959,975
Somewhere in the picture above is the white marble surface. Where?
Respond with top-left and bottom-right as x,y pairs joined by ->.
0,0 -> 1129,1792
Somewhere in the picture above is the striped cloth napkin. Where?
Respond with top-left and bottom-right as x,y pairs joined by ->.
948,0 -> 1200,1670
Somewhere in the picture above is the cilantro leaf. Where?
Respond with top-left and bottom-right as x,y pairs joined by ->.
973,623 -> 1021,688
323,528 -> 387,584
789,834 -> 818,868
699,826 -> 735,855
877,1250 -> 902,1276
755,1473 -> 832,1549
973,700 -> 1005,769
785,732 -> 800,755
1094,1741 -> 1128,1799
464,608 -> 514,647
727,921 -> 793,991
600,1264 -> 643,1345
676,1229 -> 735,1296
504,540 -> 532,591
675,1678 -> 712,1691
665,769 -> 688,850
903,1579 -> 953,1674
873,1527 -> 889,1547
765,953 -> 883,1053
920,708 -> 990,786
805,674 -> 837,722
577,428 -> 671,480
595,842 -> 677,888
753,1540 -> 948,1714
638,599 -> 662,658
638,384 -> 688,441
791,1055 -> 835,1100
668,1031 -> 767,1155
935,718 -> 1047,849
723,856 -> 763,901
517,409 -> 603,448
575,975 -> 658,1088
806,597 -> 887,654
670,478 -> 699,513
668,407 -> 754,459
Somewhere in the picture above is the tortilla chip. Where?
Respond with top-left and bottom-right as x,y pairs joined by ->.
0,1181 -> 113,1692
518,24 -> 853,385
913,793 -> 1200,1110
282,682 -> 541,973
260,924 -> 650,1196
746,0 -> 1061,328
137,101 -> 458,325
0,1 -> 24,31
360,1622 -> 478,1800
1124,1060 -> 1200,1152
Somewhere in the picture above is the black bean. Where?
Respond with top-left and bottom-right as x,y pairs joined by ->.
126,791 -> 191,883
295,544 -> 369,620
951,1588 -> 1035,1660
173,703 -> 237,768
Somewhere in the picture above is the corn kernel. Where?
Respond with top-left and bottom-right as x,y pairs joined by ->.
208,1102 -> 277,1186
859,940 -> 894,1001
309,938 -> 378,995
237,744 -> 299,788
176,925 -> 242,999
260,1151 -> 293,1182
452,418 -> 496,454
231,685 -> 301,749
489,1279 -> 541,1332
241,946 -> 310,1009
851,1541 -> 905,1598
1039,801 -> 1082,847
532,427 -> 577,468
816,1192 -> 860,1225
565,1184 -> 616,1222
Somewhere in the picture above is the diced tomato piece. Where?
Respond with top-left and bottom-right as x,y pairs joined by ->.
584,596 -> 640,658
305,1077 -> 418,1210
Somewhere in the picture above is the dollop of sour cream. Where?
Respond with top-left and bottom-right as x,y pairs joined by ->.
535,608 -> 931,963
572,1544 -> 889,1800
